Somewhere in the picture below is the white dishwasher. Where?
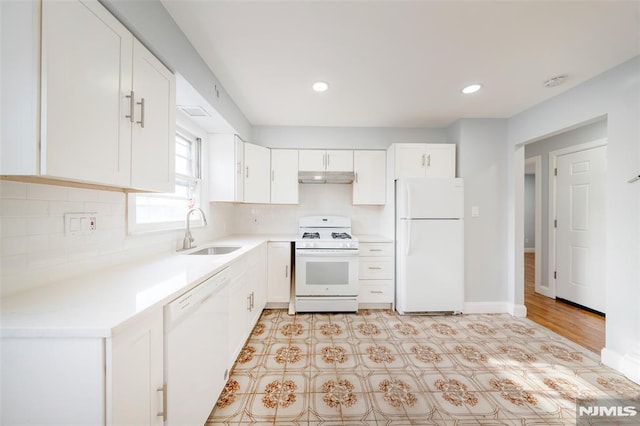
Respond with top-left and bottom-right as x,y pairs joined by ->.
165,267 -> 230,426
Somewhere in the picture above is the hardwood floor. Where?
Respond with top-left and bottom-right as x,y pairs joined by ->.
524,252 -> 605,353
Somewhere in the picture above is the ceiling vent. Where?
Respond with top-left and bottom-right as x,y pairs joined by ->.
543,75 -> 568,88
178,105 -> 210,117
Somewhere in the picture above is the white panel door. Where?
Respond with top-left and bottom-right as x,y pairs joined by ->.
555,146 -> 606,313
42,0 -> 132,186
130,39 -> 175,192
396,219 -> 463,313
271,149 -> 299,204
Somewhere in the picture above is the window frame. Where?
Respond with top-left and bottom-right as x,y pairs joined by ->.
127,119 -> 206,234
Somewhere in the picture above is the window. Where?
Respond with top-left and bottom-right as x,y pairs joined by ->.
128,127 -> 203,233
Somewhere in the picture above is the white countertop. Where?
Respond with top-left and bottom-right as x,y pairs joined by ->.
0,235 -> 296,338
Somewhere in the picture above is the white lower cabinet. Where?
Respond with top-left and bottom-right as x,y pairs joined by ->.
0,243 -> 271,426
267,242 -> 292,305
358,242 -> 395,305
110,308 -> 164,426
0,307 -> 164,426
228,243 -> 268,367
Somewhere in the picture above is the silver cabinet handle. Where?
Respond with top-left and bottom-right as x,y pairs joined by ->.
246,166 -> 249,178
421,154 -> 426,167
326,153 -> 330,168
251,291 -> 255,310
136,97 -> 145,128
369,249 -> 383,252
427,154 -> 431,167
371,290 -> 384,294
125,91 -> 135,123
271,170 -> 275,181
355,172 -> 358,183
368,266 -> 382,270
323,153 -> 327,169
285,265 -> 289,278
157,384 -> 167,421
247,295 -> 251,311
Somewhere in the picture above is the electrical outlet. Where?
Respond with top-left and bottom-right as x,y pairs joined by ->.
65,213 -> 97,236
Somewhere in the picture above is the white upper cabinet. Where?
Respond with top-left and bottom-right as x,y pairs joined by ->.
209,134 -> 244,202
130,39 -> 176,192
1,0 -> 175,191
243,142 -> 271,204
298,150 -> 353,172
353,150 -> 386,205
270,149 -> 299,204
392,143 -> 456,178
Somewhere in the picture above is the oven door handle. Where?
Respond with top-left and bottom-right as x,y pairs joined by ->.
296,250 -> 359,257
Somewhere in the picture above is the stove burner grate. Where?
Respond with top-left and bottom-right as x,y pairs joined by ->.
302,232 -> 320,239
331,232 -> 352,239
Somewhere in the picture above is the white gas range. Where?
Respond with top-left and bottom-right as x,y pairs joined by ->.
294,216 -> 359,312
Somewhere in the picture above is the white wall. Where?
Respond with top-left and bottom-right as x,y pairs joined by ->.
253,125 -> 447,149
523,174 -> 535,250
455,119 -> 510,311
508,56 -> 640,382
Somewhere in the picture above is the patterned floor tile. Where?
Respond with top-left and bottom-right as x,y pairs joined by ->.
210,311 -> 640,425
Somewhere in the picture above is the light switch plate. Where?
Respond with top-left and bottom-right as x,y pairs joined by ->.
64,213 -> 97,236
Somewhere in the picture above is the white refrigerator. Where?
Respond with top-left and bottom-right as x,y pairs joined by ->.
395,178 -> 464,314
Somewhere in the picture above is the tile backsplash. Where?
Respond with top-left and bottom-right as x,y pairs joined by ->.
0,180 -> 222,295
1,180 -> 384,295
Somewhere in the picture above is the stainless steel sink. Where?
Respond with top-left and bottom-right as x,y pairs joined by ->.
186,246 -> 241,255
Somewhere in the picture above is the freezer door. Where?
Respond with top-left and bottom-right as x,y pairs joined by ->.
396,178 -> 463,219
396,219 -> 464,313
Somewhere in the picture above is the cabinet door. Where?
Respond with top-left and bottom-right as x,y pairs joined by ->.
353,150 -> 386,205
244,142 -> 271,203
110,308 -> 164,426
130,39 -> 176,192
228,269 -> 249,364
271,149 -> 299,204
394,144 -> 427,178
42,0 -> 132,187
325,150 -> 353,172
424,144 -> 456,177
298,150 -> 326,171
267,242 -> 292,303
247,244 -> 268,326
209,134 -> 244,202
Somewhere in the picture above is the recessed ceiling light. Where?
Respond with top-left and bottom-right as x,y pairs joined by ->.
312,81 -> 329,92
462,84 -> 482,94
543,74 -> 568,88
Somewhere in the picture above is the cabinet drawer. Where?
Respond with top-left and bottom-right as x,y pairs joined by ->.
359,258 -> 393,279
359,242 -> 393,257
358,280 -> 394,303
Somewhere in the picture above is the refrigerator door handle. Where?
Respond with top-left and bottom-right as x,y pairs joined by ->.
406,220 -> 412,256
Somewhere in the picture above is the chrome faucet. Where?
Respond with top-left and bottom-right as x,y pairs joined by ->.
181,207 -> 208,251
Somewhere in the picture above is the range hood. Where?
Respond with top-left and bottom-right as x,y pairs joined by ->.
298,171 -> 355,184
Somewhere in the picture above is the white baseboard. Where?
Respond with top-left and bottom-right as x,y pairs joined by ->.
601,348 -> 640,385
463,302 -> 527,317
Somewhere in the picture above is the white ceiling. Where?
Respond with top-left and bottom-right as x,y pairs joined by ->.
162,1 -> 640,128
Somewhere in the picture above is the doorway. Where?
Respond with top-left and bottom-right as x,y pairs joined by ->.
522,120 -> 607,352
